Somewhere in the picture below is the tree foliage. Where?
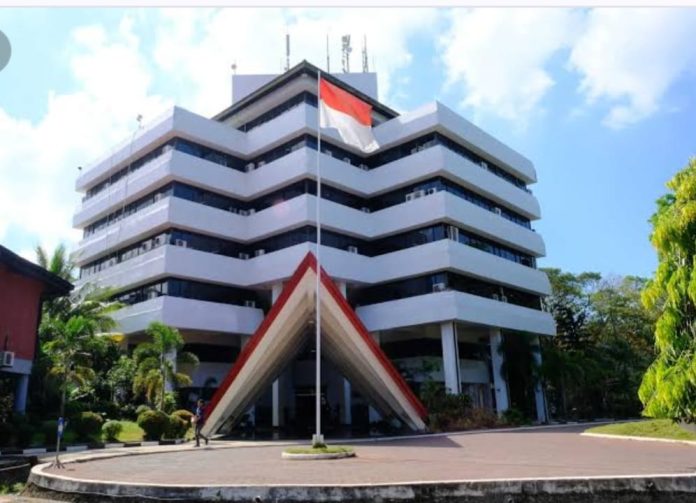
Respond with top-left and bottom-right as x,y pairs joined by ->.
639,158 -> 696,421
541,269 -> 656,420
132,322 -> 199,411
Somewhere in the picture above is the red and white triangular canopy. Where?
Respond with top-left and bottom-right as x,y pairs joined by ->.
202,252 -> 427,435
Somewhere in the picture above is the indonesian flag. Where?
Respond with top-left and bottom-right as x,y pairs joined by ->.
319,78 -> 379,153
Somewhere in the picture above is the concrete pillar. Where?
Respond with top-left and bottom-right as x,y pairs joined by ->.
368,331 -> 381,423
164,349 -> 176,392
271,282 -> 284,428
14,374 -> 29,414
531,336 -> 547,423
342,378 -> 352,425
489,328 -> 509,415
440,322 -> 461,394
241,334 -> 255,424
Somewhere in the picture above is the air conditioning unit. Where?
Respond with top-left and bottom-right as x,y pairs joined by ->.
238,209 -> 249,216
228,206 -> 238,213
141,241 -> 152,252
0,351 -> 15,368
154,193 -> 163,202
492,293 -> 500,301
257,160 -> 266,167
405,193 -> 415,202
244,300 -> 257,308
410,147 -> 419,155
248,209 -> 256,215
432,282 -> 447,292
107,257 -> 117,267
245,162 -> 255,172
360,207 -> 371,213
480,160 -> 489,170
146,289 -> 159,300
493,207 -> 502,216
174,239 -> 188,248
238,252 -> 250,260
426,187 -> 437,196
501,295 -> 508,303
347,246 -> 359,254
358,164 -> 369,171
413,189 -> 425,199
254,249 -> 266,257
343,156 -> 351,163
447,225 -> 459,241
154,236 -> 165,246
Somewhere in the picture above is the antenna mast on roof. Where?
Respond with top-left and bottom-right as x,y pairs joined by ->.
231,61 -> 237,75
362,35 -> 369,73
285,32 -> 290,72
341,35 -> 351,73
326,33 -> 330,73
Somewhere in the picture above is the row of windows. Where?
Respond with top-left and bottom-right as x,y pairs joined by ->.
114,270 -> 540,312
83,169 -> 532,237
81,221 -> 535,279
84,107 -> 530,203
381,338 -> 489,361
348,272 -> 542,311
234,92 -> 529,191
115,278 -> 267,310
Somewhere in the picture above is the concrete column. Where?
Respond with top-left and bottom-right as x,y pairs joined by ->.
342,378 -> 352,425
271,282 -> 284,428
489,328 -> 509,415
531,336 -> 547,423
336,281 -> 347,298
164,349 -> 176,392
241,335 -> 255,424
14,374 -> 29,414
440,322 -> 461,394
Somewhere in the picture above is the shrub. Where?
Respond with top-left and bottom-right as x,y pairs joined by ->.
72,412 -> 104,441
165,415 -> 188,439
162,391 -> 178,414
502,408 -> 531,426
137,410 -> 169,440
102,420 -> 123,442
171,409 -> 194,423
135,404 -> 151,417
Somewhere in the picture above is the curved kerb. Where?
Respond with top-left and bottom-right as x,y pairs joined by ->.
27,463 -> 696,503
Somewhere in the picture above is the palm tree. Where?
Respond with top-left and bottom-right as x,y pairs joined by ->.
42,315 -> 106,467
133,322 -> 199,411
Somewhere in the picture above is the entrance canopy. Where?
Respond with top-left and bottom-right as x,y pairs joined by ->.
202,253 -> 427,435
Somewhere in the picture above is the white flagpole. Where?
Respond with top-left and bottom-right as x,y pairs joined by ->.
314,69 -> 323,447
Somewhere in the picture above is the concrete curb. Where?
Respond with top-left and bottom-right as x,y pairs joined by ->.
26,466 -> 696,502
582,432 -> 696,446
0,438 -> 188,457
281,450 -> 356,460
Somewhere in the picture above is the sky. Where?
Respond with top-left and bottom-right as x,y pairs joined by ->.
0,7 -> 695,279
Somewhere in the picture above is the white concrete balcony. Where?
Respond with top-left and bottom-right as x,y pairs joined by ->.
374,101 -> 537,184
357,290 -> 556,336
370,240 -> 551,296
113,296 -> 263,335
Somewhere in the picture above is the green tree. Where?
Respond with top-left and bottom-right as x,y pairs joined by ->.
133,322 -> 199,411
640,158 -> 696,422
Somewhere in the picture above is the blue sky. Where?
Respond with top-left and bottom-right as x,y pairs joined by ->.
0,7 -> 694,279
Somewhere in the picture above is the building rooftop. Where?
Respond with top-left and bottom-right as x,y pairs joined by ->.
0,245 -> 73,298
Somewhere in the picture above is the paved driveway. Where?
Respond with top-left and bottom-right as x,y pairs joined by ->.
43,425 -> 696,486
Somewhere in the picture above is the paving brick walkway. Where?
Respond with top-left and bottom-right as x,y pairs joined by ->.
42,426 -> 696,486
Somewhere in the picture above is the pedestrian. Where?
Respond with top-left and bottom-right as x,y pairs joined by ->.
192,399 -> 209,447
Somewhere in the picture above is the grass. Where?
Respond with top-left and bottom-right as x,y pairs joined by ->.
586,419 -> 696,441
0,482 -> 25,495
115,421 -> 145,443
284,445 -> 354,455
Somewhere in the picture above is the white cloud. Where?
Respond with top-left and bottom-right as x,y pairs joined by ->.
440,8 -> 582,123
0,17 -> 171,258
152,8 -> 440,116
569,8 -> 696,128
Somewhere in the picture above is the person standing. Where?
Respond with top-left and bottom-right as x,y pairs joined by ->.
193,399 -> 209,447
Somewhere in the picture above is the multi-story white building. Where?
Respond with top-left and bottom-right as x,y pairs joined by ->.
73,61 -> 555,433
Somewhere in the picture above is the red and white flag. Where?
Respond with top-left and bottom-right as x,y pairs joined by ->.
319,78 -> 379,153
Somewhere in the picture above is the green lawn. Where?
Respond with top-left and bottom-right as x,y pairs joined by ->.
586,419 -> 696,441
115,421 -> 144,443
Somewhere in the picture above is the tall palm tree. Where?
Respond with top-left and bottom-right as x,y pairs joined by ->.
133,322 -> 199,411
42,315 -> 105,467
